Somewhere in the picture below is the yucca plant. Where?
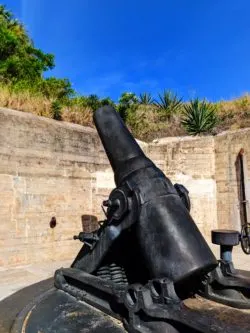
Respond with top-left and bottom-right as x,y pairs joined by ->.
138,92 -> 153,105
181,98 -> 218,135
154,90 -> 182,119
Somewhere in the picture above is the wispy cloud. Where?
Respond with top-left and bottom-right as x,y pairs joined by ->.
78,72 -> 124,97
78,73 -> 161,99
131,50 -> 190,71
122,79 -> 159,93
76,50 -> 189,99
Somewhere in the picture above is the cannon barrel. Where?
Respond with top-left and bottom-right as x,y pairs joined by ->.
93,106 -> 217,285
93,105 -> 154,186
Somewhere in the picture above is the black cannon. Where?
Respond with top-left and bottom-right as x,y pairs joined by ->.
0,106 -> 250,333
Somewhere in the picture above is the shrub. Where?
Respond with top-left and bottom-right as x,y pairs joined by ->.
181,98 -> 218,135
117,92 -> 138,122
126,105 -> 158,138
72,96 -> 115,111
51,100 -> 62,120
100,97 -> 115,107
85,94 -> 100,111
62,106 -> 93,127
38,77 -> 74,100
234,94 -> 250,111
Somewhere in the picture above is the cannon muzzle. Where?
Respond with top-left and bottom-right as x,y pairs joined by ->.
94,106 -> 154,185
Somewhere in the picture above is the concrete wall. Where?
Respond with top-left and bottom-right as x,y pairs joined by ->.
0,108 -> 110,266
214,129 -> 250,230
0,107 -> 250,267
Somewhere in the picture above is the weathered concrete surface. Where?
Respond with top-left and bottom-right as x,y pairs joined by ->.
0,107 -> 250,268
215,129 -> 250,230
0,107 -> 109,267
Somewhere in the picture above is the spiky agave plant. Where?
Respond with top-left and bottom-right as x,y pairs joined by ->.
181,98 -> 218,135
154,90 -> 183,119
138,92 -> 153,105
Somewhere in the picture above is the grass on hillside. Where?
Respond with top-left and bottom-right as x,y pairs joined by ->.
215,95 -> 250,131
0,84 -> 93,127
128,94 -> 250,140
1,83 -> 250,141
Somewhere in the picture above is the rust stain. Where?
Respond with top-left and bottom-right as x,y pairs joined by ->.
64,310 -> 123,327
104,315 -> 124,328
65,311 -> 85,318
21,304 -> 37,333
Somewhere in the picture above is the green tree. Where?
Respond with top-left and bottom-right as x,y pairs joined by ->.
119,92 -> 138,106
181,98 -> 218,135
38,77 -> 74,100
0,5 -> 54,83
100,97 -> 115,107
85,94 -> 100,111
117,92 -> 138,121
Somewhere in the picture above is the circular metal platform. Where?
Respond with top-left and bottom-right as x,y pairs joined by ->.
0,279 -> 125,333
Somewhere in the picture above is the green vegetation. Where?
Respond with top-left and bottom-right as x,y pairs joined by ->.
0,5 -> 54,83
1,5 -> 250,141
138,93 -> 153,105
117,92 -> 138,121
154,90 -> 183,120
51,100 -> 62,120
181,99 -> 218,135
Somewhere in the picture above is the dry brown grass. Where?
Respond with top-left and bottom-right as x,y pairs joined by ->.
1,85 -> 250,140
0,84 -> 94,127
215,94 -> 250,131
127,105 -> 186,141
62,106 -> 93,127
0,85 -> 51,117
133,94 -> 250,140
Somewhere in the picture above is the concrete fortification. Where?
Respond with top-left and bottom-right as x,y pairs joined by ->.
0,107 -> 249,267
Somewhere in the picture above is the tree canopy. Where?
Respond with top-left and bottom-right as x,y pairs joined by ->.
0,5 -> 55,83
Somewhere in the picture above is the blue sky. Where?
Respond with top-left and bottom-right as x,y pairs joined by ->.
3,0 -> 250,101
